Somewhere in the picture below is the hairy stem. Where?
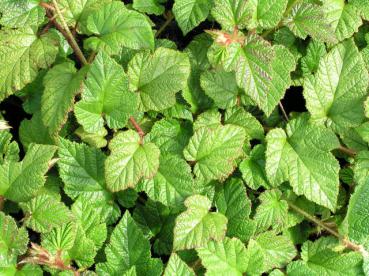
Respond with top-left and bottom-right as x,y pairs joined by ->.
155,11 -> 174,38
42,1 -> 88,65
337,146 -> 357,157
288,202 -> 367,255
0,195 -> 4,211
129,117 -> 145,140
279,102 -> 289,121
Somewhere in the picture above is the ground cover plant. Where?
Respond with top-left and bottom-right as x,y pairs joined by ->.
2,0 -> 369,275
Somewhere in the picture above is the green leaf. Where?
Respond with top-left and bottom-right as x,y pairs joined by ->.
128,47 -> 190,111
283,2 -> 337,43
75,51 -> 138,133
224,106 -> 264,140
0,28 -> 58,100
197,237 -> 249,276
42,222 -> 77,254
324,1 -> 362,42
350,0 -> 369,20
164,253 -> 195,276
105,130 -> 160,192
133,0 -> 165,15
19,112 -> 54,149
84,1 -> 154,54
58,138 -> 109,201
0,212 -> 28,263
253,231 -> 297,272
0,0 -> 45,28
254,189 -> 288,233
193,109 -> 221,131
215,178 -> 254,242
139,154 -> 194,208
58,0 -> 112,30
200,69 -> 239,109
173,0 -> 213,35
347,180 -> 369,244
266,115 -> 340,210
184,124 -> 246,181
173,195 -> 227,250
354,151 -> 369,186
287,237 -> 364,276
301,40 -> 327,75
240,144 -> 271,190
0,131 -> 19,165
224,36 -> 295,115
97,212 -> 159,275
42,62 -> 86,136
71,197 -> 107,249
245,0 -> 288,29
0,144 -> 57,202
20,194 -> 73,233
75,126 -> 107,148
304,39 -> 369,133
147,118 -> 192,156
211,0 -> 249,31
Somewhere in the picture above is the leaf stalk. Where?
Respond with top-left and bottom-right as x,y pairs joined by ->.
288,202 -> 368,256
41,1 -> 88,66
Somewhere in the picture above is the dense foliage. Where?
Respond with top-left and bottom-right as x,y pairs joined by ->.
1,0 -> 369,275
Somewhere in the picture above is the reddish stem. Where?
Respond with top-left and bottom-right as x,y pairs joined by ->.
129,117 -> 145,140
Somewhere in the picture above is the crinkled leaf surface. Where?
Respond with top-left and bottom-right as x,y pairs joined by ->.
0,212 -> 28,263
75,51 -> 138,133
105,130 -> 160,192
128,47 -> 190,111
164,253 -> 195,276
97,212 -> 160,275
211,0 -> 249,31
0,0 -> 45,28
347,180 -> 369,244
0,28 -> 58,100
324,0 -> 362,42
287,237 -> 364,276
58,0 -> 112,30
20,194 -> 73,233
184,124 -> 246,181
253,231 -> 297,272
240,144 -> 271,190
133,0 -> 165,15
254,189 -> 288,233
200,69 -> 239,109
283,2 -> 337,43
245,0 -> 288,29
215,178 -> 254,242
304,39 -> 369,133
225,36 -> 295,115
173,195 -> 227,250
42,62 -> 87,136
266,115 -> 340,210
140,154 -> 194,208
85,1 -> 154,54
0,144 -> 56,202
173,0 -> 213,35
197,237 -> 249,276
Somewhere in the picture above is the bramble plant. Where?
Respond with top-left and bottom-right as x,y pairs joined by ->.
1,0 -> 369,275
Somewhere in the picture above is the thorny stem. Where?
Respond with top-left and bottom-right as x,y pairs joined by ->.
288,202 -> 368,256
41,1 -> 88,66
130,117 -> 145,140
155,11 -> 174,38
